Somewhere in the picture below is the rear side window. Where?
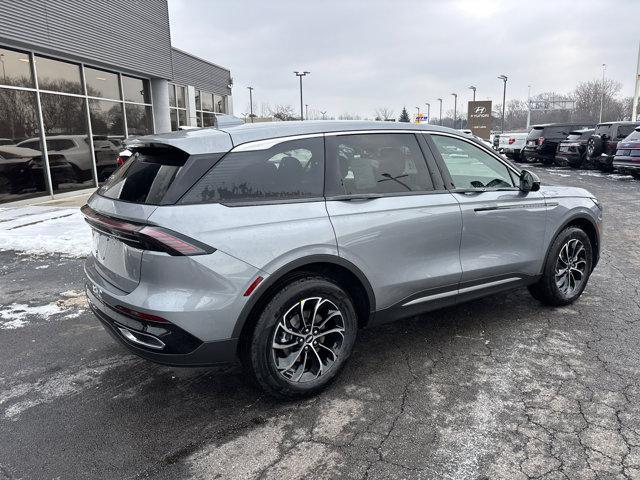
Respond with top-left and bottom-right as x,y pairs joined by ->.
180,137 -> 324,204
617,124 -> 637,139
325,133 -> 433,196
99,148 -> 188,204
527,127 -> 543,140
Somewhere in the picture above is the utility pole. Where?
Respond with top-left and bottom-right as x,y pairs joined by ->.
247,86 -> 254,123
468,85 -> 476,101
451,93 -> 457,129
437,98 -> 443,126
498,75 -> 508,133
633,43 -> 640,121
599,64 -> 606,123
526,84 -> 531,129
425,102 -> 430,124
294,71 -> 310,120
415,106 -> 420,122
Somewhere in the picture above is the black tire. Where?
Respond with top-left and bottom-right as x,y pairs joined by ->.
587,136 -> 603,158
241,275 -> 358,399
528,227 -> 593,306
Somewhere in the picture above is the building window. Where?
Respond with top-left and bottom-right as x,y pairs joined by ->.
0,45 -> 156,203
169,83 -> 187,131
195,89 -> 227,127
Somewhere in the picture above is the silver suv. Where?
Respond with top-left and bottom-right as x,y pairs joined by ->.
82,121 -> 602,398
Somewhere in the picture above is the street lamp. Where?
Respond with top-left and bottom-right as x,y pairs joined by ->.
247,86 -> 254,123
498,75 -> 508,133
468,85 -> 476,101
294,71 -> 310,120
599,64 -> 606,123
305,103 -> 309,120
451,93 -> 457,129
320,110 -> 327,120
437,98 -> 443,126
425,102 -> 430,124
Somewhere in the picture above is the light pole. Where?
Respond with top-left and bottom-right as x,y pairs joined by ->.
526,84 -> 531,129
599,64 -> 606,123
294,71 -> 310,120
247,86 -> 254,123
425,102 -> 430,124
437,98 -> 443,126
468,85 -> 476,101
451,93 -> 457,129
415,106 -> 420,122
320,110 -> 327,120
305,103 -> 309,120
498,75 -> 508,133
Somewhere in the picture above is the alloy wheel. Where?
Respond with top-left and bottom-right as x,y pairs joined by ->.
555,239 -> 587,297
271,297 -> 345,383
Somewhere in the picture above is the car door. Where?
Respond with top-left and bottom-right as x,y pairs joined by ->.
426,133 -> 547,290
324,132 -> 463,319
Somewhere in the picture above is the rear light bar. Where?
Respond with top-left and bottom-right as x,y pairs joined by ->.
508,138 -> 515,145
115,305 -> 170,324
81,205 -> 215,256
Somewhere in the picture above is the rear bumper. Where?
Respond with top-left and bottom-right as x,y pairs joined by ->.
87,287 -> 238,366
554,152 -> 581,166
523,147 -> 553,162
613,158 -> 640,172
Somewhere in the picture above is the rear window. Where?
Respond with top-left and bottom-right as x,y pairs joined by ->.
623,129 -> 640,141
595,124 -> 612,137
527,127 -> 544,140
99,148 -> 188,204
565,133 -> 582,141
180,137 -> 324,204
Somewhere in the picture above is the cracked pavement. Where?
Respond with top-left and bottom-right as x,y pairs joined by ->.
1,166 -> 639,479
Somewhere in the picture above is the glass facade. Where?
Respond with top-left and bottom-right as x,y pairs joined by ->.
169,83 -> 187,131
195,89 -> 228,128
0,46 -> 154,203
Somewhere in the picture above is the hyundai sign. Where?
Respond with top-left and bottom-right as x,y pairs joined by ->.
467,101 -> 492,140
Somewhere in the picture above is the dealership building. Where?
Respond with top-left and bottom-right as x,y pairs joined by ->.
0,0 -> 233,204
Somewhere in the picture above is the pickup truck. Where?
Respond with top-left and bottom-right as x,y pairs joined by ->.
498,132 -> 528,161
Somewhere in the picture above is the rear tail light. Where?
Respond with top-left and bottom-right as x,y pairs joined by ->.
116,155 -> 128,166
81,205 -> 215,256
538,136 -> 545,145
508,138 -> 515,145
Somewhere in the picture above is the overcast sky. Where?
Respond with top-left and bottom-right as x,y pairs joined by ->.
168,0 -> 639,119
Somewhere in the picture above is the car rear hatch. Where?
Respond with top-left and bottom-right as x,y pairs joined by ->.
615,128 -> 640,163
526,127 -> 544,148
557,132 -> 583,154
82,145 -> 217,293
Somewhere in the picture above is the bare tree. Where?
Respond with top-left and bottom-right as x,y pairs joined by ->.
268,104 -> 296,121
374,107 -> 395,121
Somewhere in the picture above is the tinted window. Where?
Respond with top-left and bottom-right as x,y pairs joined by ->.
99,150 -> 187,204
0,47 -> 33,88
181,137 -> 324,204
431,135 -> 515,189
527,127 -> 544,140
565,133 -> 582,141
176,86 -> 186,109
617,124 -> 637,139
122,76 -> 150,104
546,126 -> 571,138
84,67 -> 120,100
35,55 -> 82,94
595,124 -> 613,137
125,104 -> 153,137
623,129 -> 640,141
325,133 -> 432,196
89,99 -> 125,137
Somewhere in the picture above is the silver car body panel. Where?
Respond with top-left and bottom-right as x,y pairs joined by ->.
83,121 -> 603,365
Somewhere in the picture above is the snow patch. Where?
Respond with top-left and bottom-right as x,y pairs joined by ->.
0,303 -> 67,329
0,206 -> 91,257
34,265 -> 50,269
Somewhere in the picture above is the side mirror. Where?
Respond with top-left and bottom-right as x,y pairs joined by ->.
519,169 -> 540,192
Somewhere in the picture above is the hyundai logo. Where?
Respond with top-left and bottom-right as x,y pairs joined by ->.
475,106 -> 486,114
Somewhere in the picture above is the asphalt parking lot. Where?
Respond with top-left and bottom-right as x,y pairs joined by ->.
1,166 -> 640,480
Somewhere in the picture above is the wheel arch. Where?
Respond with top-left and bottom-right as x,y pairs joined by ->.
543,213 -> 600,272
234,255 -> 376,352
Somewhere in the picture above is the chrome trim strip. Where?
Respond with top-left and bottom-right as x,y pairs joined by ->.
401,277 -> 521,307
474,202 -> 548,212
232,133 -> 325,152
324,129 -> 433,136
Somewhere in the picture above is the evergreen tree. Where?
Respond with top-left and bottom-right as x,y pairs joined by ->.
398,107 -> 410,123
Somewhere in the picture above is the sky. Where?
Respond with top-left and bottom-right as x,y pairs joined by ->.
167,0 -> 640,120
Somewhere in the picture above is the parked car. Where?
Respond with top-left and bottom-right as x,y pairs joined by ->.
585,122 -> 640,172
612,126 -> 640,178
498,132 -> 528,161
554,128 -> 595,168
82,121 -> 602,398
523,123 -> 594,164
0,145 -> 74,194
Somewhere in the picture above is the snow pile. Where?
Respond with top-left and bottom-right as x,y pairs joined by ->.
0,303 -> 67,329
0,206 -> 91,257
